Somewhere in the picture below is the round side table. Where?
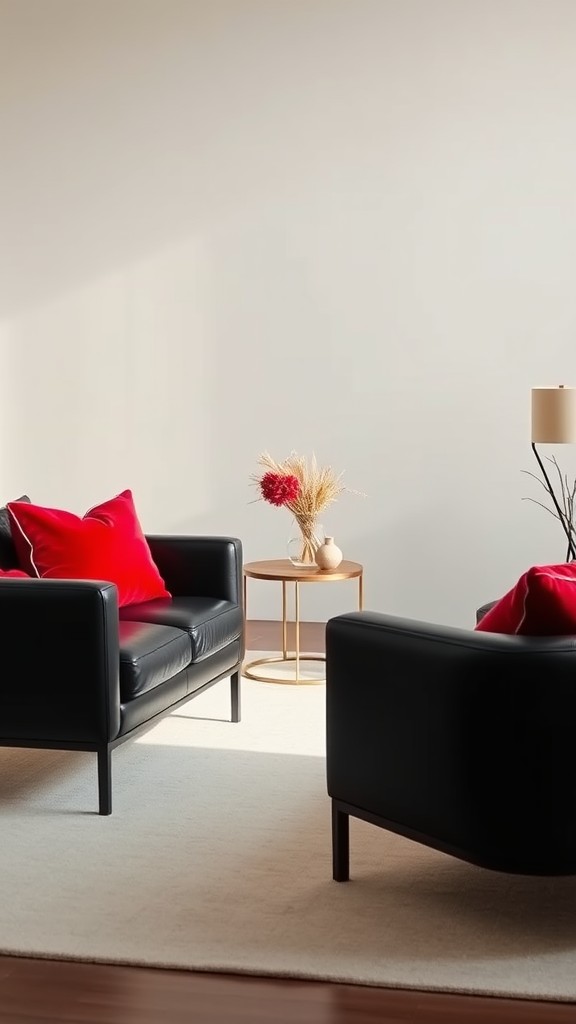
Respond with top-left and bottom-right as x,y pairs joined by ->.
243,558 -> 364,684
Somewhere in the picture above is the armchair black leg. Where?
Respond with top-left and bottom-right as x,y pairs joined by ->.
332,801 -> 350,881
97,746 -> 112,815
230,670 -> 241,723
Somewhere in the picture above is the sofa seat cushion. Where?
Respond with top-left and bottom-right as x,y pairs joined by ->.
119,620 -> 192,700
119,596 -> 242,663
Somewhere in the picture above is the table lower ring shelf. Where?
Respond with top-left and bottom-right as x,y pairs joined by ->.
242,653 -> 326,685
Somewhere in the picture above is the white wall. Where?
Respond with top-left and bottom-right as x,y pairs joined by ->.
1,0 -> 576,625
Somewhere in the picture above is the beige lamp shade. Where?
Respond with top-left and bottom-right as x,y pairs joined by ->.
531,386 -> 576,443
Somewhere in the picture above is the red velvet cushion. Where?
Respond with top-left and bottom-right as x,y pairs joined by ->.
7,489 -> 170,608
475,562 -> 576,636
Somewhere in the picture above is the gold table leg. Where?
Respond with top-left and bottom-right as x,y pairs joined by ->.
295,581 -> 300,681
243,576 -> 325,685
282,580 -> 287,658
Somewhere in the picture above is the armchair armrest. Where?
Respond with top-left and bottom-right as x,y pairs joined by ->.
0,579 -> 121,744
146,536 -> 243,604
326,611 -> 576,870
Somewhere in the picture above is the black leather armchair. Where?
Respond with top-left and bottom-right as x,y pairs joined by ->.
326,610 -> 576,879
0,536 -> 244,815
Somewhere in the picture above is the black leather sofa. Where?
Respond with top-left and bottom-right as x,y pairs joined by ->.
0,534 -> 244,815
326,610 -> 576,879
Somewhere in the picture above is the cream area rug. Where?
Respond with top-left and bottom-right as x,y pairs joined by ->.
2,654 -> 576,1001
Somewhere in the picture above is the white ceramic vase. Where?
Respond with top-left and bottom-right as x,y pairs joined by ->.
315,536 -> 343,570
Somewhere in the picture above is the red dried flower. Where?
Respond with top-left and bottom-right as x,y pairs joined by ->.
259,471 -> 300,507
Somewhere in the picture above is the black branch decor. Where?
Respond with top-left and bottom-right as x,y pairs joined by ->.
522,455 -> 576,561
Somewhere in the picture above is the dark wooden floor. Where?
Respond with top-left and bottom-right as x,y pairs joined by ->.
248,617 -> 326,653
1,619 -> 573,1024
2,956 -> 576,1024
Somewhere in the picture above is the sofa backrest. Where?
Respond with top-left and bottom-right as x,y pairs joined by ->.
0,495 -> 30,570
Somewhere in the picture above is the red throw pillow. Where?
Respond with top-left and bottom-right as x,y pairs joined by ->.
0,569 -> 30,578
7,490 -> 170,608
475,562 -> 576,636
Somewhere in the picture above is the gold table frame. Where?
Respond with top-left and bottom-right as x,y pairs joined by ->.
242,558 -> 364,684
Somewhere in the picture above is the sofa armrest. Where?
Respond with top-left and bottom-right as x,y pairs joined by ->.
327,607 -> 576,654
146,536 -> 243,604
0,579 -> 121,744
326,611 -> 576,855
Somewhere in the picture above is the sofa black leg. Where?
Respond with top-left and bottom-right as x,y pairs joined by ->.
230,670 -> 241,723
332,801 -> 350,881
97,746 -> 112,816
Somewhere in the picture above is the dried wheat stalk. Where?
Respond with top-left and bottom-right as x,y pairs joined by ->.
253,451 -> 362,563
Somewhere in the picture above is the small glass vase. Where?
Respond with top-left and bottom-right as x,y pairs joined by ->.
287,519 -> 325,568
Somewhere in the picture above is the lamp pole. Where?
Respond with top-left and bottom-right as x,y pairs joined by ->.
531,441 -> 576,560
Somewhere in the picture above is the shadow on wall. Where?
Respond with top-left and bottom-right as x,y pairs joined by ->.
1,0 -> 395,533
1,0 -> 395,323
2,0 -> 574,619
0,237 -> 214,529
0,0 -> 300,321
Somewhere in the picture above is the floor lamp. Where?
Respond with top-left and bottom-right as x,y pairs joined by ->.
531,385 -> 576,561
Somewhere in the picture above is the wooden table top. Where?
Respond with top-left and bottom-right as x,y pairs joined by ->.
243,558 -> 363,583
